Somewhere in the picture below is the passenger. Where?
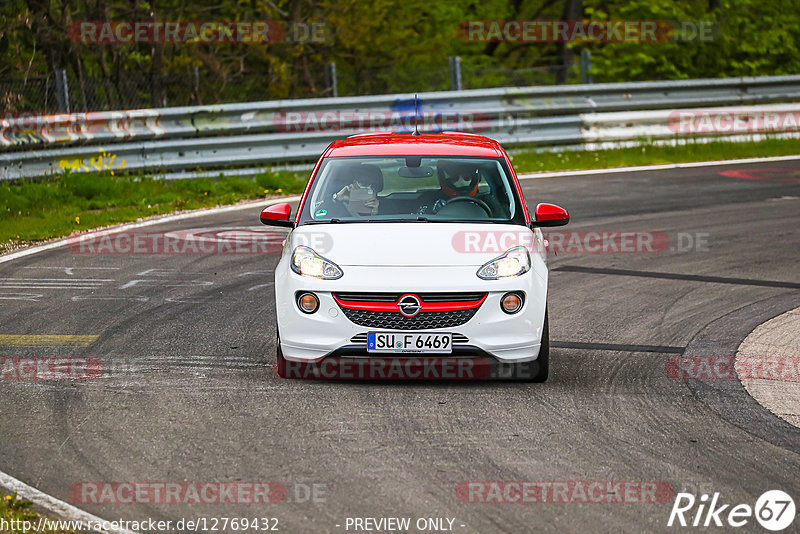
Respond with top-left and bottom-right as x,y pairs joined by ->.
332,165 -> 382,216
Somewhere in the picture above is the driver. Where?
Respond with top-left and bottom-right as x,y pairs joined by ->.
437,160 -> 481,199
419,161 -> 485,214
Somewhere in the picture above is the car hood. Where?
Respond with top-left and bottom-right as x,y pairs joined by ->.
289,222 -> 536,267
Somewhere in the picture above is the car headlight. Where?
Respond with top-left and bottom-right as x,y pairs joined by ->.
291,246 -> 343,279
477,246 -> 531,280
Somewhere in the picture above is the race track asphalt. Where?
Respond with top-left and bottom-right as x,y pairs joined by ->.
0,161 -> 798,533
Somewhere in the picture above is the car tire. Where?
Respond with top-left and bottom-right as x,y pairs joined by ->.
514,308 -> 549,382
531,309 -> 550,382
275,334 -> 288,379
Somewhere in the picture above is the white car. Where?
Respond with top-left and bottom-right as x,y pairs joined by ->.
260,132 -> 569,381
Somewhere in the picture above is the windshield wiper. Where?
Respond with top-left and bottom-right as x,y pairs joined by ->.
360,217 -> 431,223
302,218 -> 346,225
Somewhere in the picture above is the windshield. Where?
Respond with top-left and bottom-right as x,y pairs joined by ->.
298,156 -> 524,224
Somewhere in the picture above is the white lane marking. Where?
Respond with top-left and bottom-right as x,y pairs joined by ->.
0,278 -> 115,284
119,279 -> 148,289
247,283 -> 274,291
119,279 -> 213,289
23,267 -> 119,269
0,471 -> 137,534
517,154 -> 800,180
0,286 -> 99,290
136,268 -> 212,277
0,197 -> 300,532
164,296 -> 212,303
0,196 -> 302,266
0,282 -> 103,286
0,280 -> 106,290
22,267 -> 120,276
71,295 -> 150,302
0,278 -> 108,290
0,293 -> 42,301
238,270 -> 273,277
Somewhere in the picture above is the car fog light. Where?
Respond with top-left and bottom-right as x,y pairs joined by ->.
501,292 -> 524,314
297,292 -> 319,314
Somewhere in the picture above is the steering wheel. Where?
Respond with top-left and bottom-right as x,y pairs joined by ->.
434,196 -> 492,217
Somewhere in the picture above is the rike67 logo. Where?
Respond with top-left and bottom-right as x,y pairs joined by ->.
668,490 -> 795,530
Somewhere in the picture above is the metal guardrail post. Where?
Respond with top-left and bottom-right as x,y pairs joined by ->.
326,63 -> 338,98
192,67 -> 200,105
580,51 -> 592,84
449,56 -> 462,91
54,69 -> 70,114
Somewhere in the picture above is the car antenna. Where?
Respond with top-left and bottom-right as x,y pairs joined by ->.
412,94 -> 421,136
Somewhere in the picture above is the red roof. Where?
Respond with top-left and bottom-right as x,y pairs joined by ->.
323,132 -> 503,158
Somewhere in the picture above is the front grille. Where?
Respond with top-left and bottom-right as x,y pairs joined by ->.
351,333 -> 469,343
340,307 -> 479,330
334,292 -> 485,303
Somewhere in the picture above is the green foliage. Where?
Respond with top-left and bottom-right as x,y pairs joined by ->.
0,169 -> 308,246
1,492 -> 77,533
2,0 -> 798,107
581,0 -> 800,81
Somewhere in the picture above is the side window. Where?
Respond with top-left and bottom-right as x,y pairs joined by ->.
477,164 -> 511,218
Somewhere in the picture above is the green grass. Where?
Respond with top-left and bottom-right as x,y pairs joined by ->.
2,137 -> 799,250
0,170 -> 308,251
508,137 -> 800,174
0,493 -> 75,533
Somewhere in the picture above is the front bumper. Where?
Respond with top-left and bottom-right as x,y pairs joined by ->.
275,265 -> 548,363
279,347 -> 545,380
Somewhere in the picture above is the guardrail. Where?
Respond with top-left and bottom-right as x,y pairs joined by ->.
2,75 -> 800,180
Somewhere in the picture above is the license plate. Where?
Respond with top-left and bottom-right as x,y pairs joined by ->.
367,332 -> 452,354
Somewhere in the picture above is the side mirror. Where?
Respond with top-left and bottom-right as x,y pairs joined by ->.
260,203 -> 294,227
530,203 -> 569,227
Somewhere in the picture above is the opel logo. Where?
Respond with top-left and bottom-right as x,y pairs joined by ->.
397,294 -> 422,317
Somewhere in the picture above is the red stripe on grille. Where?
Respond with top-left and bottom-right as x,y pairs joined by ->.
333,294 -> 486,313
